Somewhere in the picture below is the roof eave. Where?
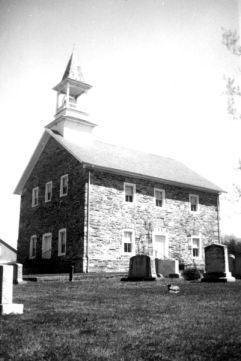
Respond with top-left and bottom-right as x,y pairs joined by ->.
82,163 -> 224,194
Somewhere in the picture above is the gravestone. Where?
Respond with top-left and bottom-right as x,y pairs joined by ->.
0,265 -> 24,315
202,243 -> 235,282
234,255 -> 241,278
228,254 -> 235,277
121,255 -> 156,281
155,259 -> 180,278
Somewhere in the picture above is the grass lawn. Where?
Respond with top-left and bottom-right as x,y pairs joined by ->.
1,277 -> 241,361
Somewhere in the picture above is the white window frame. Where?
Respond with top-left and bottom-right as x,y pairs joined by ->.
60,174 -> 69,197
32,187 -> 39,207
45,181 -> 53,202
121,229 -> 135,255
191,236 -> 202,259
42,233 -> 52,259
29,235 -> 37,259
189,194 -> 199,213
154,188 -> 165,208
58,228 -> 67,256
124,183 -> 136,203
152,231 -> 169,259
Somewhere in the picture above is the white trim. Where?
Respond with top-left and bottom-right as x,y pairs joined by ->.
189,194 -> 199,213
152,231 -> 168,259
154,188 -> 165,208
121,229 -> 135,255
42,233 -> 52,259
58,228 -> 67,256
29,235 -> 37,259
45,181 -> 53,202
191,235 -> 202,259
124,182 -> 136,203
32,187 -> 39,207
60,174 -> 68,197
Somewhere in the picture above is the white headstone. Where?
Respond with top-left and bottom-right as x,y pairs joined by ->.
0,265 -> 24,315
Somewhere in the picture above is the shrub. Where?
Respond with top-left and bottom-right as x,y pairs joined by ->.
183,267 -> 202,281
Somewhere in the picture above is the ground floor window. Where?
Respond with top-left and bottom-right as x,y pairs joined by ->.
192,236 -> 201,258
122,230 -> 135,254
29,235 -> 37,259
42,233 -> 52,259
58,228 -> 67,256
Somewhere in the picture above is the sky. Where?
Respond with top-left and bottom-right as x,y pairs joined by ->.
0,0 -> 241,247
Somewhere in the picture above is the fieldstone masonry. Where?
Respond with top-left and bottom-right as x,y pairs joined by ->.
0,265 -> 23,315
202,244 -> 235,282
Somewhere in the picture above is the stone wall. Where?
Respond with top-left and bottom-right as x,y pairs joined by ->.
17,137 -> 87,273
87,170 -> 219,272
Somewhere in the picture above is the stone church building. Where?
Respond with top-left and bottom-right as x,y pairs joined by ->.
14,52 -> 223,274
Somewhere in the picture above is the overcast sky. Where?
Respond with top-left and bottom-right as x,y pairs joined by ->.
0,0 -> 241,246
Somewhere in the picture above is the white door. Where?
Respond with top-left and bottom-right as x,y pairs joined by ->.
154,235 -> 166,259
42,233 -> 52,259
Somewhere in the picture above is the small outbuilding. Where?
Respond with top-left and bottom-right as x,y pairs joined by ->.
0,239 -> 17,264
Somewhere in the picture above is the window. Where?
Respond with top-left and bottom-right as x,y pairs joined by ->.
124,183 -> 135,203
29,235 -> 37,259
42,233 -> 52,259
154,188 -> 165,207
122,230 -> 135,254
32,187 -> 39,207
45,181 -> 52,202
192,237 -> 201,258
58,229 -> 67,256
60,175 -> 68,197
189,194 -> 199,212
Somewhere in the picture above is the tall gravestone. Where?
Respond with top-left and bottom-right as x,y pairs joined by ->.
202,244 -> 235,282
121,255 -> 156,281
0,265 -> 24,315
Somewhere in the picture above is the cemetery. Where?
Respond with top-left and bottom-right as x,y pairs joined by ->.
1,243 -> 241,360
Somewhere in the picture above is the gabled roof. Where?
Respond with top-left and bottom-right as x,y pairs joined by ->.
14,129 -> 224,195
0,239 -> 17,253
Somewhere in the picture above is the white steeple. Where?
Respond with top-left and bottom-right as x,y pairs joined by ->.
46,50 -> 97,144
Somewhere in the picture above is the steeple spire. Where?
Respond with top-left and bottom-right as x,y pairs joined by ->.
62,49 -> 84,82
45,50 -> 96,142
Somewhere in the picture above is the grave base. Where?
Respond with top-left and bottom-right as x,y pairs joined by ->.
121,277 -> 156,282
0,303 -> 24,315
201,272 -> 236,283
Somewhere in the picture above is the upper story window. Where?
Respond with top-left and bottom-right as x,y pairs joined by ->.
122,230 -> 135,254
32,187 -> 39,207
124,183 -> 135,203
45,181 -> 53,202
192,236 -> 201,258
189,194 -> 199,213
154,188 -> 165,208
58,228 -> 67,256
60,174 -> 68,197
29,235 -> 37,259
